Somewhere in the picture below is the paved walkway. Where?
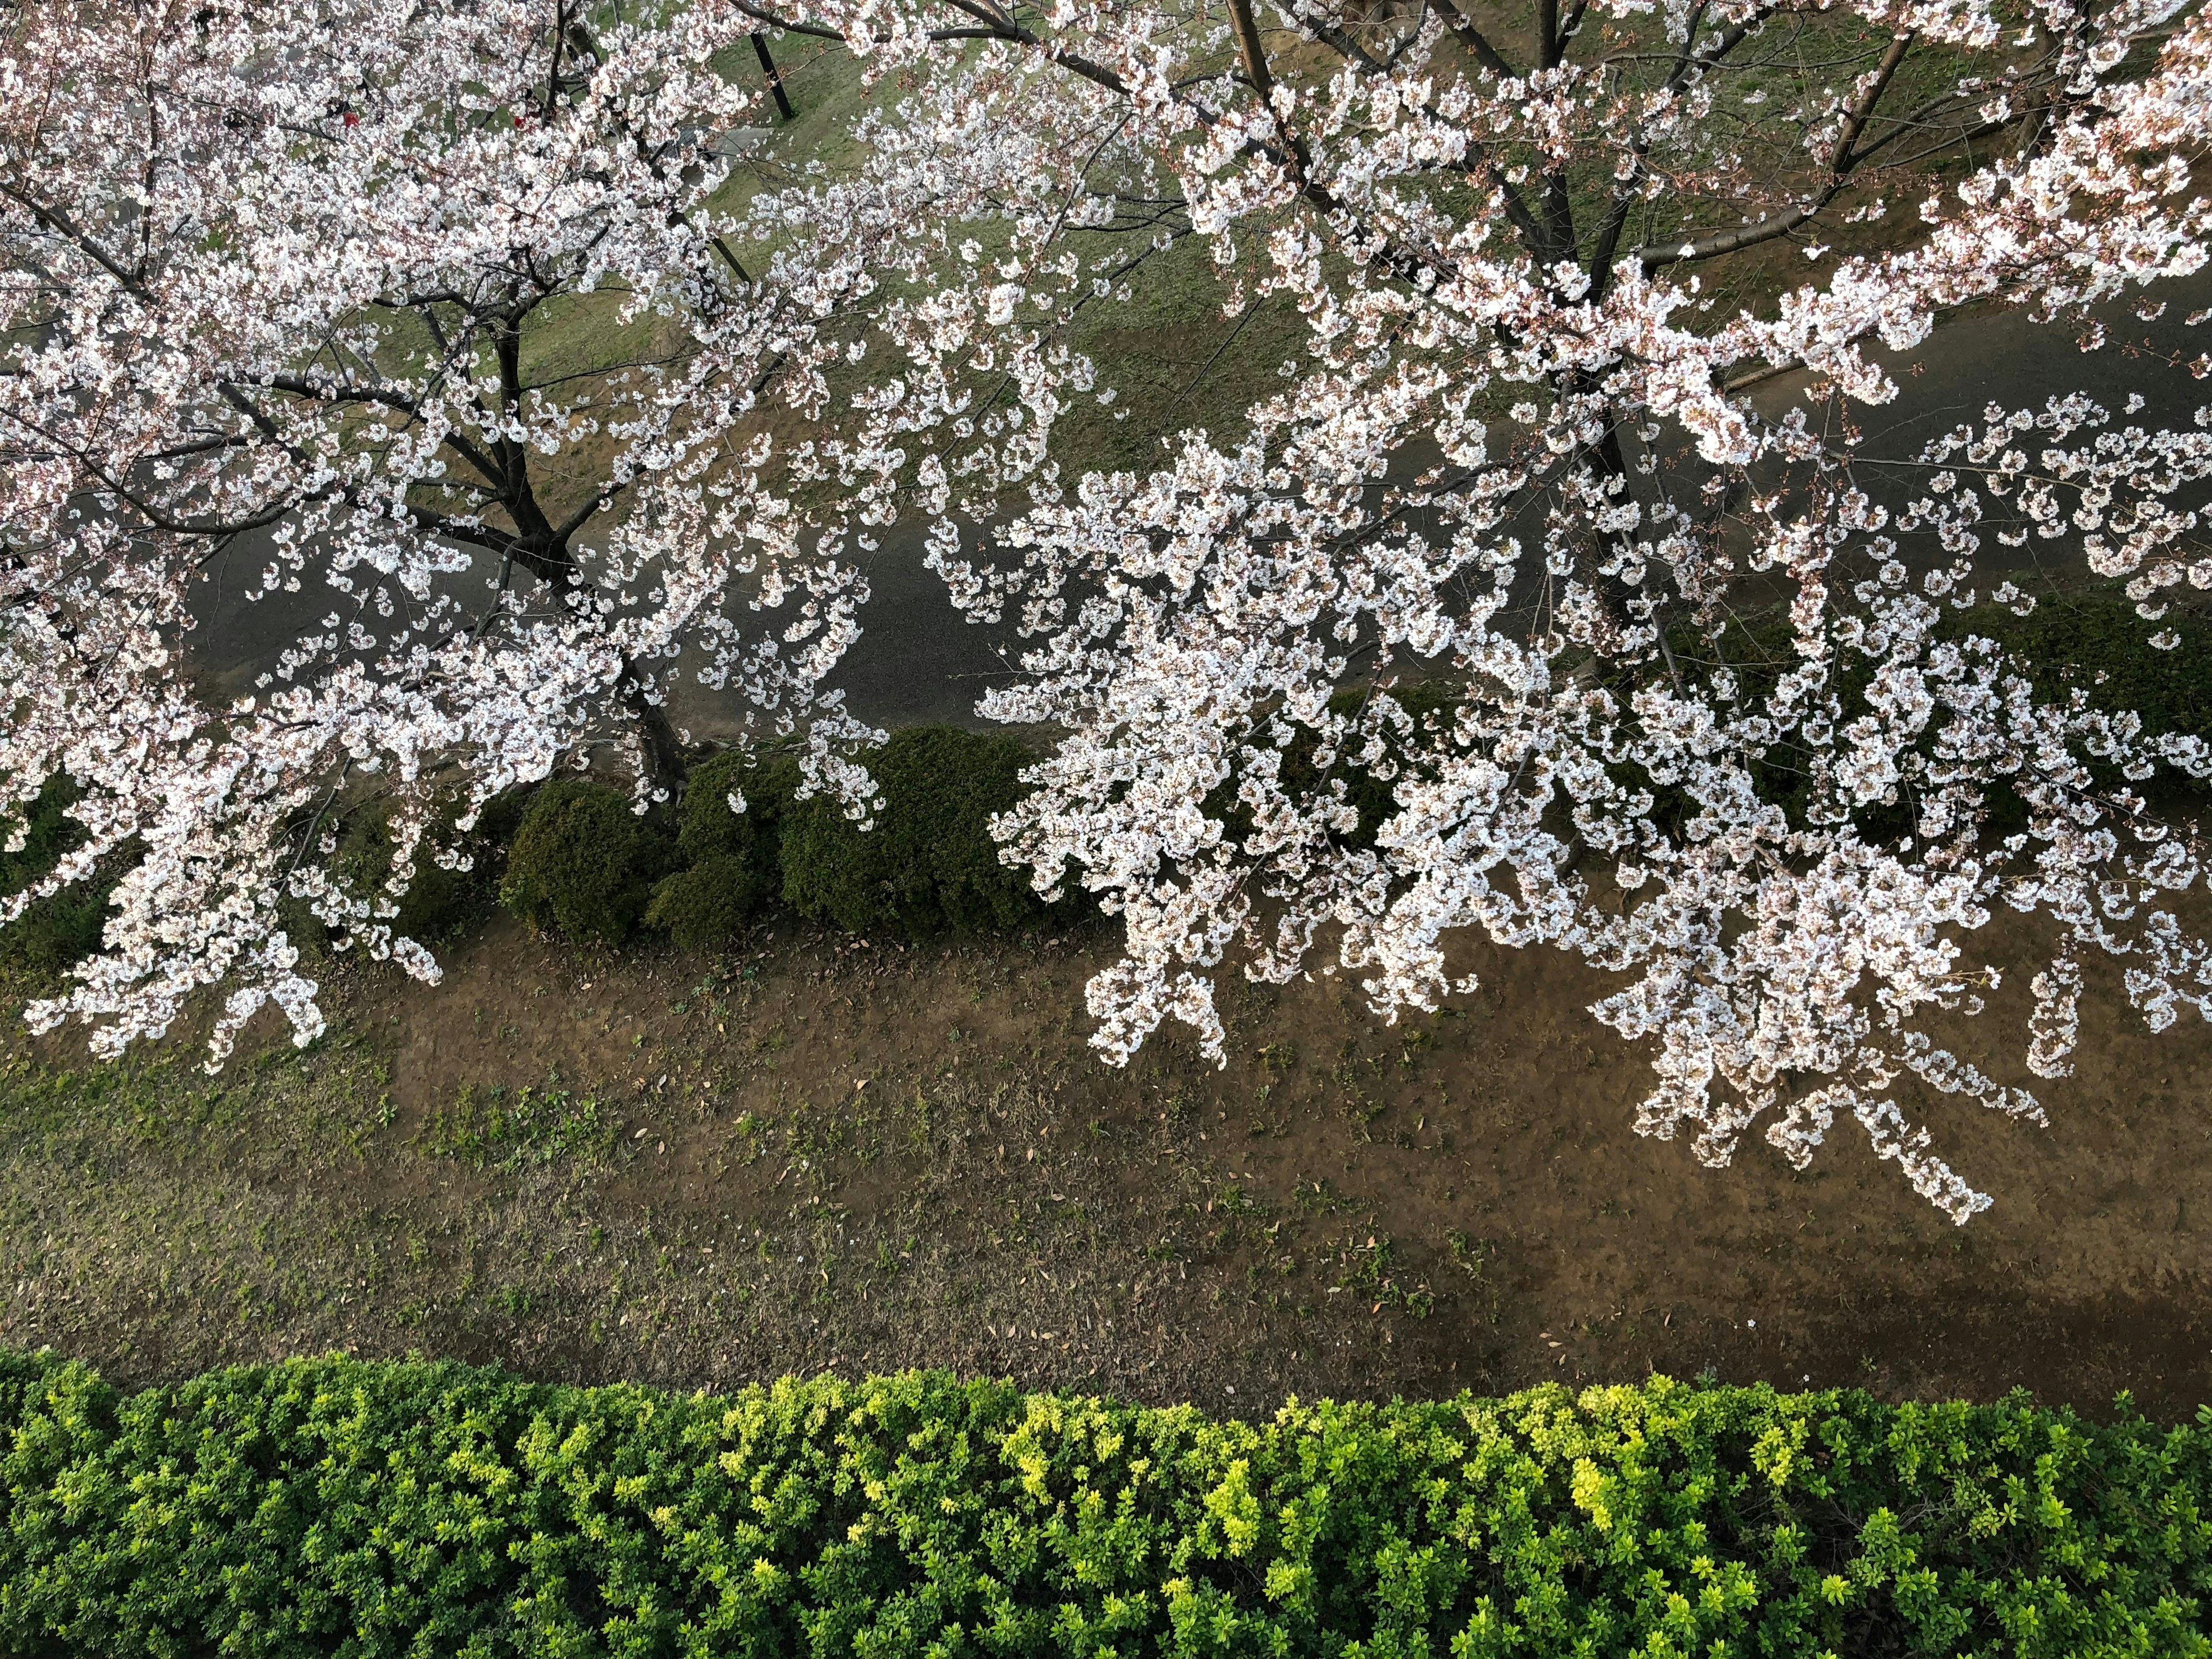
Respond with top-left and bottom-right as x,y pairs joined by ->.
188,272 -> 2212,737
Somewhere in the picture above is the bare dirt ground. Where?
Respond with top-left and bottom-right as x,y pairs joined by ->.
2,911 -> 2209,1416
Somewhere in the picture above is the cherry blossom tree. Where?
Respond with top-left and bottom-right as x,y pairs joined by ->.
9,0 -> 2212,1216
0,0 -> 922,1063
807,0 -> 2212,1221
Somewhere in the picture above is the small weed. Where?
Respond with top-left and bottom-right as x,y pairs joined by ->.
419,1082 -> 618,1169
1446,1229 -> 1491,1279
1330,1230 -> 1434,1319
1294,1178 -> 1351,1215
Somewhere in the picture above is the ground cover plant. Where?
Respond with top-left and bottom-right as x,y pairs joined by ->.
0,1351 -> 2207,1657
15,0 -> 2212,1230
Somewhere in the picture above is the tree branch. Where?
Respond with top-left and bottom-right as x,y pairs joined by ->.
1635,29 -> 1913,270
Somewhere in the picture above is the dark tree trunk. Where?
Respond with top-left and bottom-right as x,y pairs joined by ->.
752,33 -> 794,122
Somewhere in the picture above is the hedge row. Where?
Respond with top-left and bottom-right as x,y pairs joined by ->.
0,727 -> 1070,974
0,778 -> 109,978
10,585 -> 2212,967
494,726 -> 1075,950
0,1353 -> 2206,1658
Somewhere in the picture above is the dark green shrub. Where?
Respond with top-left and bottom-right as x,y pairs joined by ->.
1944,587 -> 2212,752
645,854 -> 772,949
642,748 -> 804,950
1200,680 -> 1465,854
0,1354 -> 2208,1659
779,725 -> 1060,937
673,746 -> 804,868
498,778 -> 673,945
328,787 -> 529,948
0,777 -> 110,981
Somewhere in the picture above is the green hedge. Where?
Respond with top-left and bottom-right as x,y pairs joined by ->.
328,789 -> 531,950
499,779 -> 676,946
567,726 -> 1074,949
778,726 -> 1064,938
0,778 -> 109,980
643,749 -> 805,950
0,1355 -> 2206,1658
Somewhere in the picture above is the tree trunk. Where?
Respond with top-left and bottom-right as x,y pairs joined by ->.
609,660 -> 690,815
752,33 -> 794,122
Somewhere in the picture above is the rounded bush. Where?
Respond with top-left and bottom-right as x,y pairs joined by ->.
778,725 -> 1059,938
641,748 -> 807,950
498,778 -> 673,945
332,790 -> 528,948
645,856 -> 772,950
673,747 -> 804,868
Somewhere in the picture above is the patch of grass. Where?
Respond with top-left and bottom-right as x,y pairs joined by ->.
0,1032 -> 388,1157
418,1081 -> 619,1170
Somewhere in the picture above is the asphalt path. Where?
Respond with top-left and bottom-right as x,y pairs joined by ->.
185,269 -> 2212,737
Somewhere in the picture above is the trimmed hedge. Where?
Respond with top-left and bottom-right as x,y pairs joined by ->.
499,729 -> 1072,952
1944,588 -> 2212,748
643,749 -> 806,950
0,1355 -> 2206,1658
778,725 -> 1063,938
0,778 -> 109,980
498,779 -> 675,946
328,789 -> 531,950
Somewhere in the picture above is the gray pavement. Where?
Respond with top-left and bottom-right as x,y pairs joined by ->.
184,271 -> 2212,737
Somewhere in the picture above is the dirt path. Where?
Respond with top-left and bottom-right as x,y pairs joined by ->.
3,914 -> 2207,1414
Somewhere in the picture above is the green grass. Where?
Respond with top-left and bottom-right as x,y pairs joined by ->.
418,1080 -> 620,1169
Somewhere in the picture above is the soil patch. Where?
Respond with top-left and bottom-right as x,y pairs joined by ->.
2,912 -> 2208,1415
